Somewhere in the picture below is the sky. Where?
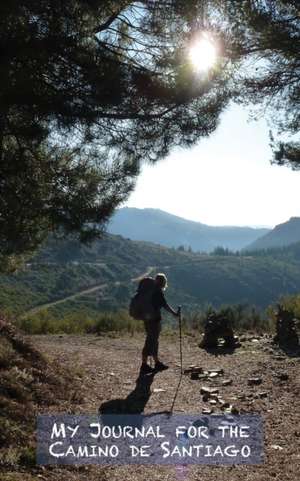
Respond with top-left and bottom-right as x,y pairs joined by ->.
125,104 -> 300,228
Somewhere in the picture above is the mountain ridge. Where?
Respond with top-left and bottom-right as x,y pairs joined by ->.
108,207 -> 270,252
245,217 -> 300,251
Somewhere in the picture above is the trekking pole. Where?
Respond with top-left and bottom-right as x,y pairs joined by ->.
178,305 -> 183,375
170,305 -> 183,413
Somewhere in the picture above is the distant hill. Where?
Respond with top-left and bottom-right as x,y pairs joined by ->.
107,207 -> 269,252
245,217 -> 300,251
2,233 -> 300,322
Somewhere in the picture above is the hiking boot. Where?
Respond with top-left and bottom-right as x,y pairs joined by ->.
154,361 -> 169,372
141,363 -> 155,374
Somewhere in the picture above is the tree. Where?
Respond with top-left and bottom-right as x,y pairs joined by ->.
1,1 -> 299,271
0,0 -> 234,269
212,0 -> 300,168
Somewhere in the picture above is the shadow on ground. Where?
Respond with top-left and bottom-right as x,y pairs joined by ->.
274,343 -> 300,358
199,344 -> 239,356
99,368 -> 156,414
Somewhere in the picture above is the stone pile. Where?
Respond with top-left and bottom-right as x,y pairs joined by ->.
184,365 -> 238,414
273,304 -> 299,349
199,311 -> 240,349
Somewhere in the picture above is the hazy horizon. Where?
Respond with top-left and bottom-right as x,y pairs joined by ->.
117,206 -> 275,229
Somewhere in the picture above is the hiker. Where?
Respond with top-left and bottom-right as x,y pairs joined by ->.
141,273 -> 179,374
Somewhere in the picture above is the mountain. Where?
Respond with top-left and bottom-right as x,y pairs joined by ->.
107,208 -> 269,252
245,217 -> 300,251
2,233 -> 300,322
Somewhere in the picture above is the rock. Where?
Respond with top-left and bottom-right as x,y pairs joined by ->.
258,392 -> 268,398
192,366 -> 203,373
208,369 -> 224,375
153,388 -> 166,393
224,405 -> 239,414
203,393 -> 219,403
184,366 -> 203,375
209,399 -> 217,405
200,386 -> 219,396
270,444 -> 284,451
200,311 -> 239,349
248,377 -> 262,386
202,408 -> 213,414
191,372 -> 199,380
208,372 -> 219,378
222,379 -> 233,386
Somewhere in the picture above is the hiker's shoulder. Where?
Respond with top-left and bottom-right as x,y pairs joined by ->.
138,276 -> 156,292
152,285 -> 165,300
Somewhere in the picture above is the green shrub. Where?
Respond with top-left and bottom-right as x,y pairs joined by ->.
184,304 -> 271,333
16,308 -> 143,335
94,310 -> 143,335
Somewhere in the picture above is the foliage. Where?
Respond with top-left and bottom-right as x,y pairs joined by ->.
0,318 -> 79,469
184,304 -> 271,332
166,253 -> 300,308
242,240 -> 300,261
271,293 -> 300,319
17,308 -> 143,335
1,1 -> 299,270
0,0 -> 234,266
214,0 -> 300,166
2,234 -> 300,321
211,246 -> 238,256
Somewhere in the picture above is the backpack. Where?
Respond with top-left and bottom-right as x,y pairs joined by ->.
129,277 -> 158,321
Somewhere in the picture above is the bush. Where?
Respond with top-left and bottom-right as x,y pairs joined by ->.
184,304 -> 271,333
94,310 -> 143,335
16,309 -> 143,335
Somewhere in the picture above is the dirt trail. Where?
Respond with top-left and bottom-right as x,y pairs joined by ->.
22,266 -> 155,318
31,332 -> 300,481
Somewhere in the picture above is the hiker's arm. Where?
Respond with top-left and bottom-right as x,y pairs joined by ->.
160,293 -> 179,317
164,303 -> 179,317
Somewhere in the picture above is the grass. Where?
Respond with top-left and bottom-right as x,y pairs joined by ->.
16,307 -> 144,335
0,316 -> 82,471
14,302 -> 278,338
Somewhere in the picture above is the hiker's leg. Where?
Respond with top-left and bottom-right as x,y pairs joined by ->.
143,319 -> 161,361
152,321 -> 169,371
152,320 -> 162,363
142,320 -> 154,364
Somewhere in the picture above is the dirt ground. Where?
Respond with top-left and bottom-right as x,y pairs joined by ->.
8,331 -> 300,481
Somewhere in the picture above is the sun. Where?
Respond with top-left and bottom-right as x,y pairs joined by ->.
189,34 -> 217,73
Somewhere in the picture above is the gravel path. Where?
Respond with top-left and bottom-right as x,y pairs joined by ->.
30,332 -> 300,481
